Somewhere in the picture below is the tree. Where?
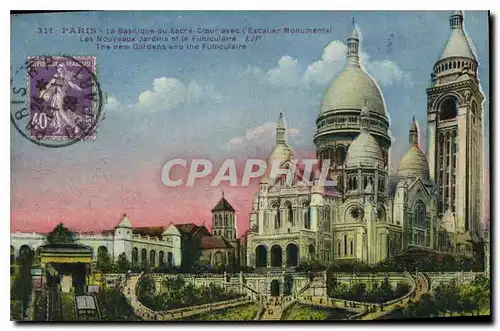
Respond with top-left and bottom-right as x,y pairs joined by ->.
115,253 -> 130,273
47,222 -> 75,244
97,249 -> 113,273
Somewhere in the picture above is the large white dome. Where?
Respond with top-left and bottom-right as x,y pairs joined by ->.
320,65 -> 387,117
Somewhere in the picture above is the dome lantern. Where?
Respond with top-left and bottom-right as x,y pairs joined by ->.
276,112 -> 286,144
409,116 -> 418,146
347,24 -> 360,68
438,10 -> 476,61
450,10 -> 464,29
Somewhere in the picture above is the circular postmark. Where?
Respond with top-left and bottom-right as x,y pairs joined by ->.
10,55 -> 103,148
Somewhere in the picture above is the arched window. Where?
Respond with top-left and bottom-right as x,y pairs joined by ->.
344,234 -> 348,255
440,97 -> 458,120
350,240 -> 354,256
413,201 -> 426,229
285,201 -> 293,225
224,214 -> 228,227
337,240 -> 342,256
132,247 -> 138,264
327,147 -> 335,165
445,63 -> 448,70
304,209 -> 311,229
336,146 -> 346,165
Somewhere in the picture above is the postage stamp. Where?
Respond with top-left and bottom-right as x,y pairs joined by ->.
27,56 -> 98,141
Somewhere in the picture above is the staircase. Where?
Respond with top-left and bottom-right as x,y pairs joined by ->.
259,297 -> 284,320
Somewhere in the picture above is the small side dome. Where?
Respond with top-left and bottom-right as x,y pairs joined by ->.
396,146 -> 431,181
345,132 -> 384,168
397,116 -> 431,181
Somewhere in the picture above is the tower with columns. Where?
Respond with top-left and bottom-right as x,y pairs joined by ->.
426,10 -> 484,254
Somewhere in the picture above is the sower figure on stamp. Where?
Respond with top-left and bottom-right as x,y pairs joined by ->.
39,62 -> 84,135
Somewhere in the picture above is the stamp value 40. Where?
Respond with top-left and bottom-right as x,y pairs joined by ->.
11,55 -> 103,147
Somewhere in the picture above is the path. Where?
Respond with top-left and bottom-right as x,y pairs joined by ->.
259,297 -> 284,320
358,272 -> 429,320
122,273 -> 252,321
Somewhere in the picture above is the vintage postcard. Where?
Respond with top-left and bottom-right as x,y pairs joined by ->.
10,10 -> 490,322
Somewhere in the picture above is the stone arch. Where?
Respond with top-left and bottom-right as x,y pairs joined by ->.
270,279 -> 280,297
255,245 -> 267,268
270,244 -> 283,267
286,242 -> 299,267
413,200 -> 427,228
440,96 -> 459,120
19,245 -> 33,261
344,203 -> 364,221
283,200 -> 293,224
141,248 -> 147,264
214,251 -> 225,265
132,247 -> 138,264
327,146 -> 335,165
335,145 -> 347,165
97,245 -> 108,257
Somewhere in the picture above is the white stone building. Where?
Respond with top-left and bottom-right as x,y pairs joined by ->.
11,213 -> 182,268
246,11 -> 484,267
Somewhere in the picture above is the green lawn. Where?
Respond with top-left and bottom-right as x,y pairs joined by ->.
180,303 -> 260,321
282,303 -> 354,321
61,293 -> 76,321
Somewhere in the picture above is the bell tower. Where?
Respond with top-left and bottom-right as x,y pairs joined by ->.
211,191 -> 237,241
426,11 -> 484,252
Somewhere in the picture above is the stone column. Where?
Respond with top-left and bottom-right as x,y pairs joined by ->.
427,113 -> 437,182
282,247 -> 287,268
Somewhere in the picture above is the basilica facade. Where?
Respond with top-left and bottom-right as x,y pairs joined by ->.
246,11 -> 484,268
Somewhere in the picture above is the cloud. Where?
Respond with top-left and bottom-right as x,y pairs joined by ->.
105,95 -> 121,111
260,40 -> 411,88
266,56 -> 300,87
302,41 -> 347,85
226,121 -> 300,153
136,77 -> 225,111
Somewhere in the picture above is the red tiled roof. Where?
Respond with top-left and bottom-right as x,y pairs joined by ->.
200,235 -> 233,249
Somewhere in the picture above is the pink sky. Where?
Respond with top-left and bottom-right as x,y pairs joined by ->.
11,148 -> 490,236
